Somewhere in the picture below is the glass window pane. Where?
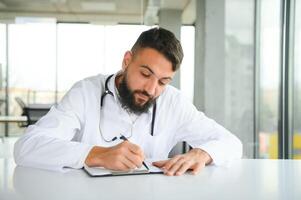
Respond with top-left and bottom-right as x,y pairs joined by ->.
0,24 -> 6,73
57,24 -> 149,99
0,23 -> 6,113
8,22 -> 56,135
180,26 -> 195,102
225,0 -> 255,157
258,0 -> 281,158
103,25 -> 149,75
293,0 -> 301,159
57,23 -> 105,94
0,23 -> 6,136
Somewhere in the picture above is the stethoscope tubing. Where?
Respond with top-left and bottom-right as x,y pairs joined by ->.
99,74 -> 156,142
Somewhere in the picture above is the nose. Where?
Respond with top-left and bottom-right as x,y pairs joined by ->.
144,78 -> 157,97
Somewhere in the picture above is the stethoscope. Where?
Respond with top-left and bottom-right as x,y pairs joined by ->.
99,74 -> 156,142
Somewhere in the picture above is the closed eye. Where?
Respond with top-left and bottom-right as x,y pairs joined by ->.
141,71 -> 151,78
159,79 -> 170,86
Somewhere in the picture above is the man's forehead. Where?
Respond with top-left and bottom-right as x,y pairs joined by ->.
139,65 -> 173,81
133,48 -> 169,63
132,48 -> 174,76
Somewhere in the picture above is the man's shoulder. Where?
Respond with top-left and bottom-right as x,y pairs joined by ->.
64,74 -> 108,96
74,74 -> 107,89
161,85 -> 182,99
81,74 -> 106,84
160,85 -> 193,109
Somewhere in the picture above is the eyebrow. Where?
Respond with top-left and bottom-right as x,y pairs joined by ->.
140,65 -> 173,81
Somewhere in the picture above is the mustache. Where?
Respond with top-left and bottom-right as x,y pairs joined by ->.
134,90 -> 154,99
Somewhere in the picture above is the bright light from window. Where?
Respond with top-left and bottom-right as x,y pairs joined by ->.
180,26 -> 195,102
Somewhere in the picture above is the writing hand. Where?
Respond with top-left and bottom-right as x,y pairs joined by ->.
85,141 -> 145,171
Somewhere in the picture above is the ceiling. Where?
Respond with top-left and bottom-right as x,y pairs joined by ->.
0,0 -> 196,25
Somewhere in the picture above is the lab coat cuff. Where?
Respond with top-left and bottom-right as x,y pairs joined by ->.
194,144 -> 226,166
74,144 -> 94,169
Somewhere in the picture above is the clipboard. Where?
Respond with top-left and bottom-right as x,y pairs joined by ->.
83,160 -> 164,177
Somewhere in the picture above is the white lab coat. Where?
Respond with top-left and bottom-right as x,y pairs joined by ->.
14,73 -> 242,172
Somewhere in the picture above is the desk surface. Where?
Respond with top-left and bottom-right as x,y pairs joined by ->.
0,116 -> 27,123
0,158 -> 301,200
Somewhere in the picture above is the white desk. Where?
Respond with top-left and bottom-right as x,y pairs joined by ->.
0,116 -> 27,123
0,158 -> 301,200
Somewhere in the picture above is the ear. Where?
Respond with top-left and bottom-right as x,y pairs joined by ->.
122,51 -> 133,71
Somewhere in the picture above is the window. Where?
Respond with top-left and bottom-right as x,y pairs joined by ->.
258,0 -> 281,159
293,0 -> 301,159
57,24 -> 150,98
180,26 -> 195,101
225,0 -> 255,157
0,24 -> 7,136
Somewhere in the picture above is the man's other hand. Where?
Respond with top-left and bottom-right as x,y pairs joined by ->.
152,148 -> 212,176
85,141 -> 145,171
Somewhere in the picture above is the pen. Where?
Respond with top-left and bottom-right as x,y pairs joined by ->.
119,134 -> 149,170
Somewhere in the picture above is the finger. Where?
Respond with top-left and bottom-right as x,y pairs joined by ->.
174,162 -> 191,176
119,155 -> 137,170
105,157 -> 133,171
152,160 -> 168,168
126,142 -> 144,158
191,163 -> 205,175
163,156 -> 182,171
165,158 -> 185,176
117,142 -> 144,168
124,151 -> 144,168
119,141 -> 144,161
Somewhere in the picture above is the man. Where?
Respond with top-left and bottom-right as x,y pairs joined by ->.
14,27 -> 242,176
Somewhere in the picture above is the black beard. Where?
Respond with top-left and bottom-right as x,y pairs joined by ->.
118,74 -> 155,115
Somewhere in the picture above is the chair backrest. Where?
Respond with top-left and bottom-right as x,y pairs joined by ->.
15,97 -> 51,126
25,108 -> 50,125
15,97 -> 26,109
14,97 -> 28,127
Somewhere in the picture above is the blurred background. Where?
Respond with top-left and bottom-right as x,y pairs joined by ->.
0,0 -> 300,160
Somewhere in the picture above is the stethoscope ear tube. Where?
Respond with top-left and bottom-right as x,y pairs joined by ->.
100,74 -> 114,107
151,101 -> 156,136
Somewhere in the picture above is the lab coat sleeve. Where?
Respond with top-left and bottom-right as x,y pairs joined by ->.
14,81 -> 94,172
173,94 -> 243,166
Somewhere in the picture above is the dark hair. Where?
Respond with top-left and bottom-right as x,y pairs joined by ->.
131,27 -> 184,71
